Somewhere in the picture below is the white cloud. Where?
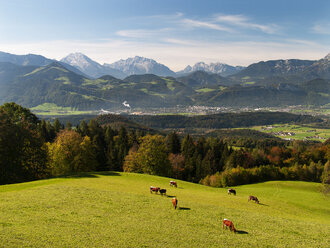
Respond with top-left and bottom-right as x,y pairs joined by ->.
116,28 -> 171,38
215,14 -> 279,34
181,18 -> 233,32
312,23 -> 330,35
162,38 -> 198,46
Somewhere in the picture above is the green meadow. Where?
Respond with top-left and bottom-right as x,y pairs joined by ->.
252,124 -> 330,141
0,172 -> 329,247
30,103 -> 96,116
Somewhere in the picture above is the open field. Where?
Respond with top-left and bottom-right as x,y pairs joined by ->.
251,124 -> 330,142
0,172 -> 329,247
30,103 -> 97,116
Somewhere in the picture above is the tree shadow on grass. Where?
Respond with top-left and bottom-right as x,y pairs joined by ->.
64,171 -> 121,179
236,230 -> 248,234
178,207 -> 191,210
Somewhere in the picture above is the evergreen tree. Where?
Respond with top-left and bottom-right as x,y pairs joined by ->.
0,106 -> 48,184
78,120 -> 88,137
65,122 -> 72,130
166,131 -> 181,154
87,120 -> 107,170
53,118 -> 61,133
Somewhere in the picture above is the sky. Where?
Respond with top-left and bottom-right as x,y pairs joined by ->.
0,0 -> 329,71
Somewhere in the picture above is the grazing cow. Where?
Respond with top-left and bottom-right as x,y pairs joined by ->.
159,189 -> 166,196
248,195 -> 259,204
222,219 -> 236,233
170,181 -> 177,187
172,197 -> 178,209
227,189 -> 236,195
150,186 -> 160,194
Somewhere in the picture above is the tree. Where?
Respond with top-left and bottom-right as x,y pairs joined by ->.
0,106 -> 48,184
123,135 -> 172,177
47,130 -> 97,176
0,102 -> 39,125
78,120 -> 88,137
166,132 -> 181,154
53,118 -> 62,133
88,120 -> 107,170
112,126 -> 129,171
65,122 -> 72,130
322,161 -> 330,194
169,153 -> 185,179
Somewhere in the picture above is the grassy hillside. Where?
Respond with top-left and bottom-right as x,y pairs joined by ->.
0,173 -> 329,247
251,124 -> 330,142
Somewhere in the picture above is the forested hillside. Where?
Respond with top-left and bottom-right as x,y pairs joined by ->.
1,103 -> 329,191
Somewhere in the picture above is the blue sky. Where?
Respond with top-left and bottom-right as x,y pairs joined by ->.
0,0 -> 329,70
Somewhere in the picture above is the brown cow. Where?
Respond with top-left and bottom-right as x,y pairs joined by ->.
222,219 -> 236,233
248,195 -> 259,204
170,181 -> 177,187
150,186 -> 160,194
172,197 -> 178,209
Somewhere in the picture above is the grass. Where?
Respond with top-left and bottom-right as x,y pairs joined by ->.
196,88 -> 216,93
55,77 -> 71,85
0,172 -> 329,247
30,103 -> 96,116
251,124 -> 330,141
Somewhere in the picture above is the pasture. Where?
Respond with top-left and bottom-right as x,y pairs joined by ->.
0,172 -> 329,247
251,124 -> 330,142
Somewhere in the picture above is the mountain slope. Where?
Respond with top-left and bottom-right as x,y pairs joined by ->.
105,56 -> 176,77
0,63 -> 194,109
177,70 -> 236,88
230,54 -> 330,83
0,51 -> 88,77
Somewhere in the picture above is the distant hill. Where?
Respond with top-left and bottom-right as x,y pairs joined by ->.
177,61 -> 245,76
105,56 -> 176,77
231,59 -> 315,79
230,54 -> 330,84
61,53 -> 126,79
95,114 -> 156,133
0,63 -> 194,109
125,112 -> 323,129
177,70 -> 235,88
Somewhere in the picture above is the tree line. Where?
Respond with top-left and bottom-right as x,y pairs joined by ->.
0,103 -> 329,191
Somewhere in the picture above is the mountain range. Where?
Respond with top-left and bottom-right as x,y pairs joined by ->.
0,51 -> 329,110
177,62 -> 245,76
0,51 -> 88,77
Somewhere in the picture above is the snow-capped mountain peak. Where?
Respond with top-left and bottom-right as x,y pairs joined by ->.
60,53 -> 126,79
177,61 -> 245,76
104,56 -> 176,76
61,53 -> 102,71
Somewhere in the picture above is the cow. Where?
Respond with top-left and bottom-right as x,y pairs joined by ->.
172,197 -> 178,209
170,181 -> 177,187
159,189 -> 166,196
248,195 -> 259,204
150,186 -> 160,194
227,189 -> 236,195
222,219 -> 236,233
